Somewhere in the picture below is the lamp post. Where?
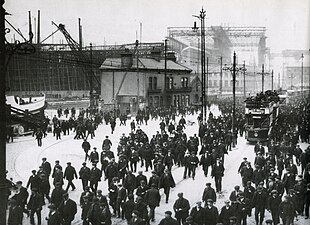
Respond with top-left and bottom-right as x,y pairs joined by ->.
288,73 -> 295,90
193,7 -> 206,124
301,53 -> 304,98
223,52 -> 246,148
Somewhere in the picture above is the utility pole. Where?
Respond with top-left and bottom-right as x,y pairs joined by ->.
223,52 -> 246,148
271,69 -> 274,91
193,7 -> 206,124
164,39 -> 167,107
0,1 -> 6,224
257,64 -> 270,93
89,43 -> 93,108
301,53 -> 304,98
243,61 -> 246,97
136,40 -> 139,111
78,18 -> 82,51
220,56 -> 223,95
28,11 -> 32,43
205,57 -> 208,121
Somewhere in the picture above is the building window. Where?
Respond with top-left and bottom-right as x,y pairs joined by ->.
160,96 -> 163,106
214,80 -> 217,87
154,96 -> 159,107
149,96 -> 153,107
186,95 -> 190,106
224,80 -> 228,87
153,77 -> 158,89
169,77 -> 174,89
149,77 -> 153,90
181,77 -> 188,87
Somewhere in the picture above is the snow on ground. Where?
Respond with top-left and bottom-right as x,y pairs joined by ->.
6,104 -> 309,225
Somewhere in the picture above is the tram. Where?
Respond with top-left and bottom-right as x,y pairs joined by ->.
244,91 -> 280,142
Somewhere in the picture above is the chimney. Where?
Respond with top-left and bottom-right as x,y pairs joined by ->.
167,52 -> 176,62
121,49 -> 133,67
150,48 -> 161,61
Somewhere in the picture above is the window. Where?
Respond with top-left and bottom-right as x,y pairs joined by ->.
224,80 -> 228,87
169,77 -> 174,89
214,80 -> 218,87
160,96 -> 163,106
181,77 -> 188,87
153,77 -> 158,89
149,77 -> 153,89
149,96 -> 153,107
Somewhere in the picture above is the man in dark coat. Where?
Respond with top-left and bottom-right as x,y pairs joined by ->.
190,201 -> 206,225
158,210 -> 179,225
128,210 -> 145,225
46,204 -> 61,225
124,170 -> 137,195
134,196 -> 149,224
58,192 -> 77,225
219,200 -> 234,225
234,193 -> 251,225
89,147 -> 99,164
202,183 -> 216,206
79,162 -> 90,191
211,159 -> 225,193
64,162 -> 78,192
145,183 -> 161,222
204,199 -> 218,225
251,187 -> 268,225
50,182 -> 66,209
173,192 -> 190,225
26,170 -> 40,191
8,199 -> 23,225
116,183 -> 127,219
41,157 -> 52,177
148,170 -> 160,188
82,139 -> 91,161
159,169 -> 176,203
267,190 -> 281,225
89,162 -> 102,192
122,194 -> 136,223
12,181 -> 29,215
279,195 -> 296,225
27,188 -> 43,225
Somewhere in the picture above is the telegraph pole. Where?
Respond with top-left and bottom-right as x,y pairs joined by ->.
164,39 -> 167,107
0,1 -> 7,224
193,7 -> 206,124
261,64 -> 264,92
271,70 -> 274,91
89,43 -> 93,108
301,53 -> 304,98
243,61 -> 246,97
220,56 -> 223,95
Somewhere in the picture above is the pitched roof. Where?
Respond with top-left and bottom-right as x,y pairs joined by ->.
100,57 -> 192,72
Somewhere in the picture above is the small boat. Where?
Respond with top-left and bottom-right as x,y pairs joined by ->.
6,93 -> 47,115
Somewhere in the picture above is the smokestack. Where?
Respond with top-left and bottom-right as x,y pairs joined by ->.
37,10 -> 40,45
78,18 -> 82,51
28,11 -> 32,43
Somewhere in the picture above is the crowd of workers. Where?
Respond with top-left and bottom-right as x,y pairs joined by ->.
5,95 -> 310,225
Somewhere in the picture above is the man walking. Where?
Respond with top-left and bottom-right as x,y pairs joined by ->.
173,193 -> 190,225
58,193 -> 77,225
64,162 -> 78,192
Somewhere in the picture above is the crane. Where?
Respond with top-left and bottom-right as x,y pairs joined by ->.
52,22 -> 100,109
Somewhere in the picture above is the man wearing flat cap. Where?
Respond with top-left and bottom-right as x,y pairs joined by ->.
190,201 -> 206,225
46,204 -> 61,225
89,162 -> 102,192
158,211 -> 178,225
267,190 -> 281,225
173,193 -> 190,225
252,187 -> 268,225
58,192 -> 77,225
79,162 -> 90,191
8,199 -> 23,225
202,183 -> 216,205
205,199 -> 219,225
219,200 -> 234,225
64,162 -> 78,192
27,188 -> 43,225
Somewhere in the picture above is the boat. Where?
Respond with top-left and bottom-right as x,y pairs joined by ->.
6,93 -> 47,115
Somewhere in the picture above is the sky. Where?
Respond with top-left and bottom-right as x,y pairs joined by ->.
4,0 -> 310,53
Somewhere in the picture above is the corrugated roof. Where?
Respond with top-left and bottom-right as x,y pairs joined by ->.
100,57 -> 192,72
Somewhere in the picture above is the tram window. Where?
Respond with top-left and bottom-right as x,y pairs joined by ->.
247,117 -> 254,125
262,117 -> 269,128
253,119 -> 261,128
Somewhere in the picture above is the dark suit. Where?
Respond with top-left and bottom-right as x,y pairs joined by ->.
89,167 -> 102,192
47,211 -> 62,225
8,205 -> 23,225
173,197 -> 190,225
190,206 -> 206,225
27,193 -> 43,225
79,166 -> 90,191
42,161 -> 52,176
219,206 -> 234,225
58,198 -> 77,225
64,165 -> 77,191
204,206 -> 218,225
145,187 -> 161,220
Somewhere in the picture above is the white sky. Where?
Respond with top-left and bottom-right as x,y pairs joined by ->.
4,0 -> 310,52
